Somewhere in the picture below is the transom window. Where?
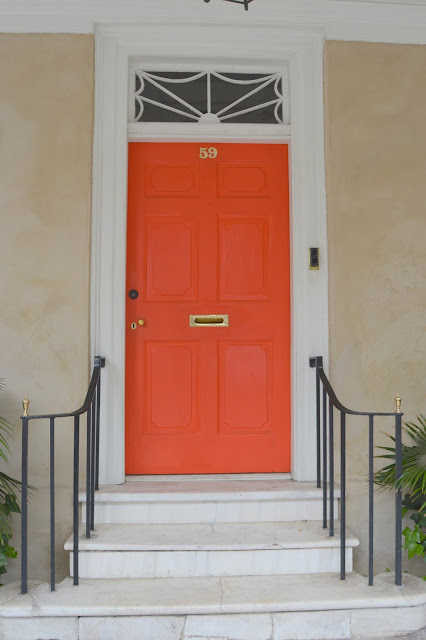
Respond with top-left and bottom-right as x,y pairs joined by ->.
130,70 -> 290,125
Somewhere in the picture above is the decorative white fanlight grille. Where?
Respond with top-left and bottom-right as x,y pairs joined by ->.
131,70 -> 289,125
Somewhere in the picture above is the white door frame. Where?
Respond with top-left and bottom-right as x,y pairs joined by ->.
91,23 -> 329,485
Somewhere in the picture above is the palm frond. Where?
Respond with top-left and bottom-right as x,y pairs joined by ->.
0,381 -> 28,575
0,418 -> 12,438
0,473 -> 21,494
0,512 -> 13,538
374,415 -> 426,509
0,415 -> 13,464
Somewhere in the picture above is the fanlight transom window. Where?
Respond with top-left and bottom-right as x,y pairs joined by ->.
131,70 -> 289,125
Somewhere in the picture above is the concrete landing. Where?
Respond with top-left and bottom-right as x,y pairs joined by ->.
0,572 -> 425,639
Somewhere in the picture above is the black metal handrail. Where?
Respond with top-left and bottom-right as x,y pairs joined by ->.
20,356 -> 105,594
310,356 -> 403,587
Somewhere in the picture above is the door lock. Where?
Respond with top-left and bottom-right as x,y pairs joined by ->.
130,320 -> 145,330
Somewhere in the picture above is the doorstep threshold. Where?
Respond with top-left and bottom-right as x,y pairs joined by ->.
84,476 -> 340,502
125,473 -> 292,482
81,479 -> 340,503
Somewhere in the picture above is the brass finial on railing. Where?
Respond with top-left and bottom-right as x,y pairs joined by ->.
22,396 -> 29,417
395,393 -> 402,414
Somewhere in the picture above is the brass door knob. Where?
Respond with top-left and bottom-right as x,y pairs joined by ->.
138,319 -> 145,326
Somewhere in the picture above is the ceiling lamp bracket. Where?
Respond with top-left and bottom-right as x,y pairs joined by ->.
203,0 -> 254,10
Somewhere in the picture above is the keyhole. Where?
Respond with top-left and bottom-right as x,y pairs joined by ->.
131,322 -> 137,330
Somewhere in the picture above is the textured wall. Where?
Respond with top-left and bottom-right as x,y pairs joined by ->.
0,34 -> 94,583
324,41 -> 426,576
1,35 -> 425,585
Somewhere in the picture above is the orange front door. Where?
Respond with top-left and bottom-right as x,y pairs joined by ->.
125,142 -> 290,474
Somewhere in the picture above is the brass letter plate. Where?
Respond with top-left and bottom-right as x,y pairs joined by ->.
189,314 -> 229,327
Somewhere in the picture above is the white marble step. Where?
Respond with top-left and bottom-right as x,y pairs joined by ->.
2,573 -> 426,640
81,479 -> 339,524
66,521 -> 358,578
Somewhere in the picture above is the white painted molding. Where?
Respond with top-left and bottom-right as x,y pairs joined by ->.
91,32 -> 129,485
3,0 -> 426,44
128,123 -> 291,143
91,23 -> 328,484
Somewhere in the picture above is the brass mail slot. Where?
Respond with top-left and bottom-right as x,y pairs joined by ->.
189,314 -> 229,327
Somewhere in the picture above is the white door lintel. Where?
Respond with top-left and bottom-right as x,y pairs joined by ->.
91,23 -> 328,485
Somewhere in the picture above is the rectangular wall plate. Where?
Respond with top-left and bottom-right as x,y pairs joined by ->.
309,247 -> 319,270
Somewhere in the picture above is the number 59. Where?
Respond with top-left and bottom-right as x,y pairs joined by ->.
200,147 -> 218,159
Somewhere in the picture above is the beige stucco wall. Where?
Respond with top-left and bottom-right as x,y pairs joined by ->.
0,34 -> 94,583
324,41 -> 426,576
0,35 -> 425,585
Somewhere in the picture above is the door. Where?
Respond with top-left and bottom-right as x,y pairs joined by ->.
125,142 -> 290,474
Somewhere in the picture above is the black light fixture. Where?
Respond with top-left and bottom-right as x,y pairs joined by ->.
204,0 -> 254,10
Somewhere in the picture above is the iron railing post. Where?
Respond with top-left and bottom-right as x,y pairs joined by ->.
21,416 -> 29,595
86,409 -> 91,539
94,357 -> 104,491
395,411 -> 403,586
49,417 -> 56,591
329,399 -> 334,537
73,415 -> 80,586
90,398 -> 96,530
340,411 -> 346,580
322,387 -> 328,529
316,370 -> 321,488
309,357 -> 321,489
368,415 -> 374,586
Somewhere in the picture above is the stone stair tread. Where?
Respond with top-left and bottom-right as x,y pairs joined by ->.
65,521 -> 358,551
2,573 -> 425,618
79,479 -> 340,503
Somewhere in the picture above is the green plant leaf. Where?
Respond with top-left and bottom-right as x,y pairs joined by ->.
5,495 -> 20,514
3,545 -> 17,559
0,389 -> 29,579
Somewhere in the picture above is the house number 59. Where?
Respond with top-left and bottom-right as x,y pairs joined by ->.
200,147 -> 218,159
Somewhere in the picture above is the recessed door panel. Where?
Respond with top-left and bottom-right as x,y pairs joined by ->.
218,216 -> 271,301
145,217 -> 198,301
219,341 -> 272,434
126,142 -> 290,474
146,342 -> 198,434
217,162 -> 270,198
145,161 -> 200,197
